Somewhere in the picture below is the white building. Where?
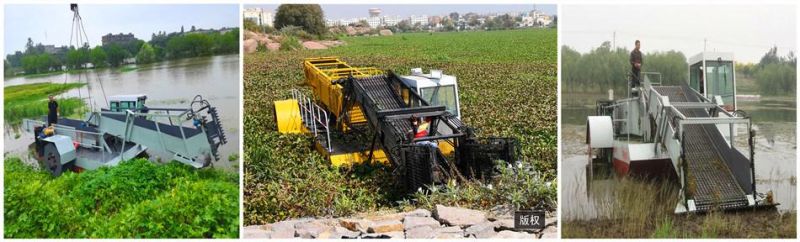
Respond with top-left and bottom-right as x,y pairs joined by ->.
383,16 -> 402,27
366,16 -> 382,28
243,8 -> 273,26
409,15 -> 428,26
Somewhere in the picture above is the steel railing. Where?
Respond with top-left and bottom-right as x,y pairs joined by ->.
292,89 -> 332,153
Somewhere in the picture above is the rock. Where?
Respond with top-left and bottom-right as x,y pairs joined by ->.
362,231 -> 405,239
334,226 -> 361,239
302,41 -> 327,50
257,37 -> 272,45
465,221 -> 498,238
540,228 -> 558,239
379,29 -> 393,36
244,30 -> 257,40
407,208 -> 431,217
368,219 -> 404,233
345,26 -> 357,36
266,43 -> 280,51
365,212 -> 406,222
540,224 -> 558,238
241,225 -> 270,238
493,230 -> 537,239
487,204 -> 515,220
243,39 -> 257,54
403,216 -> 440,230
546,215 -> 558,227
270,219 -> 310,238
433,226 -> 465,238
434,204 -> 487,227
319,40 -> 344,48
316,226 -> 359,239
339,218 -> 372,233
405,226 -> 434,239
294,220 -> 332,238
495,218 -> 516,230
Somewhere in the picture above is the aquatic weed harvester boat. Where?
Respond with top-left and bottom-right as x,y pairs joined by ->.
273,57 -> 518,193
21,4 -> 228,176
585,52 -> 777,213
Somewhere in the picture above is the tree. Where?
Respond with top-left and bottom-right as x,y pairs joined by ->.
449,12 -> 460,22
136,43 -> 156,64
90,46 -> 108,68
65,45 -> 90,69
244,19 -> 260,33
104,44 -> 129,67
4,60 -> 11,76
274,4 -> 327,35
24,38 -> 35,55
121,39 -> 145,57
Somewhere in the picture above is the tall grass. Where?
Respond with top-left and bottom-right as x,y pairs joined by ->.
562,178 -> 797,238
4,82 -> 87,125
406,162 -> 557,212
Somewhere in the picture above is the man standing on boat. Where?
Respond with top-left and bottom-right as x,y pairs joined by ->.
47,95 -> 59,126
630,40 -> 643,89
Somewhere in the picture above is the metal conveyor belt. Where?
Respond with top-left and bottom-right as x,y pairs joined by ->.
653,86 -> 749,211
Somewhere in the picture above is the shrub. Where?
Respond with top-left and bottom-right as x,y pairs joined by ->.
3,157 -> 239,238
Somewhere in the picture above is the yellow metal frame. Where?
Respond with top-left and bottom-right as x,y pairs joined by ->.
273,99 -> 304,134
303,57 -> 383,128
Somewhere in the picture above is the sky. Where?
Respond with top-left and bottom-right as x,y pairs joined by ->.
4,4 -> 239,55
562,4 -> 796,64
247,4 -> 556,20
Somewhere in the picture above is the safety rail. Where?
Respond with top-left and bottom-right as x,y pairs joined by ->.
292,89 -> 332,153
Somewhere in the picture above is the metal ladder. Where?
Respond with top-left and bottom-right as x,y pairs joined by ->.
292,89 -> 332,153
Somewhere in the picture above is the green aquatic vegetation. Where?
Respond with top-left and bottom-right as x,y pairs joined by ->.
3,157 -> 238,238
244,29 -> 557,224
4,82 -> 87,125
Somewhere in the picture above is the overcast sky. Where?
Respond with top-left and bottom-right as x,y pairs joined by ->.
4,4 -> 239,55
247,4 -> 556,20
562,4 -> 796,64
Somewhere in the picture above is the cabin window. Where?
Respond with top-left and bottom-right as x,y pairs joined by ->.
705,61 -> 735,106
689,62 -> 704,93
420,85 -> 459,117
110,101 -> 120,111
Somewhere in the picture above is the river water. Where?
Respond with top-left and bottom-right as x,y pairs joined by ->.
3,55 -> 240,172
562,93 -> 796,220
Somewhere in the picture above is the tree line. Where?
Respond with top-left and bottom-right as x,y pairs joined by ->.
4,27 -> 239,76
562,42 -> 796,96
244,4 -> 554,41
736,46 -> 796,96
561,41 -> 688,94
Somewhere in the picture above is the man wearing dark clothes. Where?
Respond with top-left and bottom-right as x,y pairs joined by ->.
630,40 -> 643,89
47,95 -> 59,126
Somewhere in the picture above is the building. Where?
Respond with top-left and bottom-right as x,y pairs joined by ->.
101,33 -> 136,46
383,15 -> 402,27
409,15 -> 428,26
366,16 -> 382,28
43,45 -> 68,55
243,7 -> 273,26
368,8 -> 382,17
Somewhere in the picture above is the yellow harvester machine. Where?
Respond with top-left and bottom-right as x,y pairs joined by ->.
274,57 -> 517,193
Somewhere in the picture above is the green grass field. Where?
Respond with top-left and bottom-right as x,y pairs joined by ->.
4,82 -> 87,126
243,29 -> 557,225
3,158 -> 239,238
